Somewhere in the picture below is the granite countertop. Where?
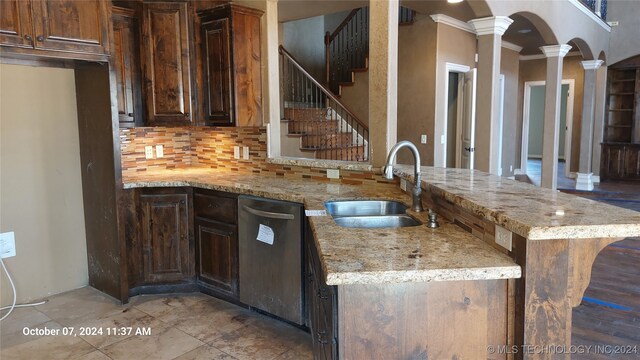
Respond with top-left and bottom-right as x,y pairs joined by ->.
123,167 -> 522,285
393,165 -> 640,240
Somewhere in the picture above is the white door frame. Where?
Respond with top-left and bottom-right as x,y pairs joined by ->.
498,74 -> 505,176
442,62 -> 471,168
521,79 -> 575,178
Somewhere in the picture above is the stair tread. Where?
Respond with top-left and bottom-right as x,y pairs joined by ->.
352,67 -> 368,72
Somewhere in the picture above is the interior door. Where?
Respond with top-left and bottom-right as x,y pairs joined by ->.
460,68 -> 477,169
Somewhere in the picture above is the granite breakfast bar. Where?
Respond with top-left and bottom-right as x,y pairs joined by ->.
122,164 -> 640,360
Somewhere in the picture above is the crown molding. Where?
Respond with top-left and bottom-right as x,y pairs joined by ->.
468,16 -> 514,36
581,59 -> 604,70
519,51 -> 581,61
540,44 -> 573,58
430,14 -> 474,34
501,41 -> 523,53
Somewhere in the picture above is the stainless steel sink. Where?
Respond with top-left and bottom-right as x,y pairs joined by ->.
333,215 -> 421,228
324,200 -> 421,228
325,200 -> 408,217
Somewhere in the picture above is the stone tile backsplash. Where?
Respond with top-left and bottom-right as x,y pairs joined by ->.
119,126 -> 392,185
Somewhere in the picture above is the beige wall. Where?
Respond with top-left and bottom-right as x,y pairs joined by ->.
500,48 -> 520,176
432,23 -> 477,167
607,0 -> 640,64
0,64 -> 88,305
282,15 -> 326,81
517,56 -> 585,172
396,14 -> 438,165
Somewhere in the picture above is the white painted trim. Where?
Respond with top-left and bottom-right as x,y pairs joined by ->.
576,172 -> 594,191
567,0 -> 611,32
521,79 -> 575,178
497,74 -> 505,176
430,14 -> 474,34
540,44 -> 573,58
502,41 -> 523,53
519,51 -> 582,61
440,63 -> 471,168
581,59 -> 604,70
468,16 -> 514,36
514,168 -> 524,175
592,175 -> 600,183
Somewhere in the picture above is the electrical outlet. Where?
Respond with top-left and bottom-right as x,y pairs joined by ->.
400,178 -> 408,191
155,145 -> 164,158
495,225 -> 512,251
510,165 -> 513,172
144,146 -> 154,159
421,135 -> 427,144
0,232 -> 16,259
608,21 -> 619,26
242,146 -> 250,160
326,169 -> 340,179
233,146 -> 240,159
440,135 -> 445,144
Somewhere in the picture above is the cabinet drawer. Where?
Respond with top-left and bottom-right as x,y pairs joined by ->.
194,192 -> 237,224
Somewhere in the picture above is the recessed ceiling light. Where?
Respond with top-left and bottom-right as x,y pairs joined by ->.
518,29 -> 532,34
447,0 -> 464,3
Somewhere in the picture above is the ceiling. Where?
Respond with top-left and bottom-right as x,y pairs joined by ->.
277,1 -> 583,58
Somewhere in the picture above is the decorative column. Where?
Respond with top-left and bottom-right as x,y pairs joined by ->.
576,60 -> 604,191
540,44 -> 572,190
265,0 -> 281,158
591,64 -> 608,182
369,0 -> 399,167
468,16 -> 513,174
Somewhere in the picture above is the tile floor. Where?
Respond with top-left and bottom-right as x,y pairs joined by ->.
0,287 -> 312,360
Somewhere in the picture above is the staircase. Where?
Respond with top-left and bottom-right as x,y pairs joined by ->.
278,6 -> 415,162
279,46 -> 369,162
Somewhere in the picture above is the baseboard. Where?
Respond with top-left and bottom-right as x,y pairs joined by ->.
514,168 -> 524,175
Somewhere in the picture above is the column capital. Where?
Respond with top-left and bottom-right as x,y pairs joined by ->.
468,16 -> 513,36
581,59 -> 604,70
540,44 -> 572,58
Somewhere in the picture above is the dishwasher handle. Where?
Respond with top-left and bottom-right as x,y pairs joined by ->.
242,205 -> 295,220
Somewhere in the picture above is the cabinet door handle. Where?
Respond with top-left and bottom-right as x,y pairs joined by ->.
24,35 -> 32,41
317,288 -> 329,300
184,112 -> 190,118
316,331 -> 328,344
242,205 -> 295,220
180,200 -> 186,204
36,35 -> 44,42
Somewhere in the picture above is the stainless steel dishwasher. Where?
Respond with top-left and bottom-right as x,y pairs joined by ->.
238,195 -> 304,325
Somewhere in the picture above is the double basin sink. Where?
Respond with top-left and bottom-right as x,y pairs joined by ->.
325,200 -> 421,228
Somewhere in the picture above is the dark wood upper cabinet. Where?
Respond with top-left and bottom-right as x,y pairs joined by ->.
112,7 -> 143,128
141,2 -> 193,126
1,0 -> 110,59
0,0 -> 34,48
198,5 -> 263,126
140,192 -> 192,283
31,0 -> 110,55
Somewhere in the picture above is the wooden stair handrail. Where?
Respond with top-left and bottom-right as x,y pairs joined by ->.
279,45 -> 369,132
327,8 -> 361,43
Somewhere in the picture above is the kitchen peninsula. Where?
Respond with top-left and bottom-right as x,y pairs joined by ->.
119,162 -> 639,360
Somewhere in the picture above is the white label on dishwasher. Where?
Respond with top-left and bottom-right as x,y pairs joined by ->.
256,224 -> 274,245
305,210 -> 327,216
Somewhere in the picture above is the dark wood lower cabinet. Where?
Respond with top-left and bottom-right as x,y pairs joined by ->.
195,218 -> 238,296
306,223 -> 338,359
193,189 -> 239,298
140,190 -> 192,283
600,142 -> 640,181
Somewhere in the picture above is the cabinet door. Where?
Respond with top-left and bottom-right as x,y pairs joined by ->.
195,219 -> 238,297
202,18 -> 233,125
0,0 -> 34,48
141,193 -> 190,283
30,0 -> 109,55
141,2 -> 192,125
113,8 -> 142,127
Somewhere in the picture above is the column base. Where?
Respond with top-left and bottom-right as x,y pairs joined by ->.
592,175 -> 600,183
576,172 -> 594,191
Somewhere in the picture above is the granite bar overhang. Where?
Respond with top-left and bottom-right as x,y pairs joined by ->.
392,165 -> 640,240
123,167 -> 522,286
